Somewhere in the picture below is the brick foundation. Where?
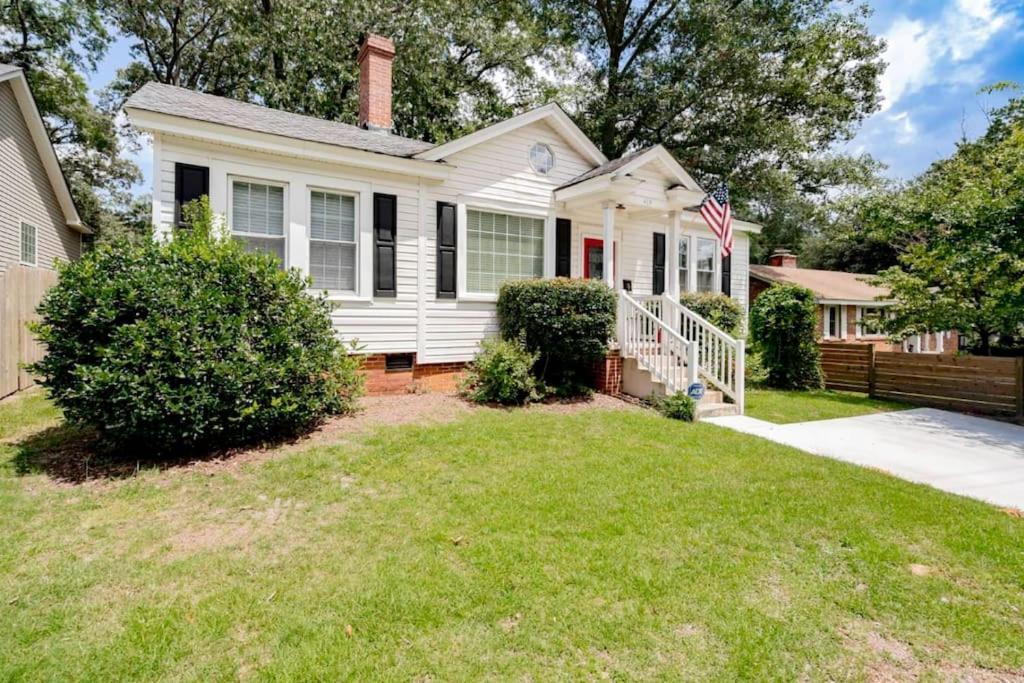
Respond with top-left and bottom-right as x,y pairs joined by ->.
591,349 -> 623,395
360,354 -> 467,395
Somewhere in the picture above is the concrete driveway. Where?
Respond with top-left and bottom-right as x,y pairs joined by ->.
706,408 -> 1024,509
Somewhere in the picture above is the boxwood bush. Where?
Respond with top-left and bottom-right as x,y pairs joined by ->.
749,283 -> 824,390
679,291 -> 744,337
30,199 -> 363,453
497,278 -> 616,390
459,337 -> 539,405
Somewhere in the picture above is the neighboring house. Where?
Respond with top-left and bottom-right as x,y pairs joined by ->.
0,64 -> 85,272
0,64 -> 88,398
749,250 -> 955,354
124,35 -> 757,408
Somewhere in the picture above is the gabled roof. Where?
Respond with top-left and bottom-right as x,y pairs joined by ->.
557,144 -> 702,192
415,103 -> 607,166
125,82 -> 435,158
750,265 -> 891,303
0,64 -> 85,232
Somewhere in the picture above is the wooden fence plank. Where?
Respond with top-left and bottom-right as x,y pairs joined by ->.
819,342 -> 1021,416
0,264 -> 57,399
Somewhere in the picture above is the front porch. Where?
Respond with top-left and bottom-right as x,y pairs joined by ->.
549,146 -> 752,415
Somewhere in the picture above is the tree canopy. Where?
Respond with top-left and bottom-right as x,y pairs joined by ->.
4,0 -> 885,246
871,88 -> 1024,354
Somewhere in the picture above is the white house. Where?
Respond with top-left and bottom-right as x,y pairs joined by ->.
125,34 -> 756,412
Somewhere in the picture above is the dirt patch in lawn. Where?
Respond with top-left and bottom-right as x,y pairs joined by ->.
840,619 -> 1024,682
10,392 -> 639,486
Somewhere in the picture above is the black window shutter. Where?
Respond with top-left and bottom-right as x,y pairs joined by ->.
652,232 -> 666,295
174,163 -> 209,226
373,193 -> 398,297
555,218 -> 571,277
436,202 -> 457,299
721,253 -> 732,296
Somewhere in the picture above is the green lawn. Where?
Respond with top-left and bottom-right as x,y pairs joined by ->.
2,392 -> 1022,680
745,388 -> 908,424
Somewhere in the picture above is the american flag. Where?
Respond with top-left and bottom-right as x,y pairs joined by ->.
699,182 -> 734,258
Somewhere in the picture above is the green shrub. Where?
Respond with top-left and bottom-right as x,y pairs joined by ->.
744,348 -> 770,387
653,392 -> 696,421
497,278 -> 616,390
29,198 -> 363,453
749,284 -> 824,390
679,291 -> 744,337
459,336 -> 539,405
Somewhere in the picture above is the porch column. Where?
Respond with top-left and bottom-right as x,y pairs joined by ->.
667,210 -> 680,299
602,201 -> 615,288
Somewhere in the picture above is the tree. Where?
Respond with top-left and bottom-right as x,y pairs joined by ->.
102,0 -> 561,143
0,0 -> 140,233
873,90 -> 1024,355
749,283 -> 823,389
546,0 -> 884,236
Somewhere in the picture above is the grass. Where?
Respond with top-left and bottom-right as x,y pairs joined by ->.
2,391 -> 1023,680
745,388 -> 908,424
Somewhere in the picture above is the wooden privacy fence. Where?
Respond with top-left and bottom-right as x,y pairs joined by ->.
819,343 -> 1023,418
0,264 -> 57,399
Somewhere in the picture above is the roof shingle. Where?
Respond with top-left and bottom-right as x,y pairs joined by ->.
749,265 -> 891,302
124,82 -> 435,158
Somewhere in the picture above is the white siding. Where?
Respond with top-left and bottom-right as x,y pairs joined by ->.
420,120 -> 594,362
155,136 -> 421,355
151,118 -> 755,363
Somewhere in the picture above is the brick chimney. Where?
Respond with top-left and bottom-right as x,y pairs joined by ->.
357,33 -> 395,132
768,248 -> 798,268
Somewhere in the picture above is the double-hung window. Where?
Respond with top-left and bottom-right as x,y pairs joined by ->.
309,190 -> 357,292
825,305 -> 842,339
859,306 -> 887,337
230,179 -> 285,265
20,222 -> 37,266
466,208 -> 544,294
696,237 -> 716,293
678,236 -> 690,292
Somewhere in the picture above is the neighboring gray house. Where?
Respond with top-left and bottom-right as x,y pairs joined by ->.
0,64 -> 87,398
0,64 -> 86,272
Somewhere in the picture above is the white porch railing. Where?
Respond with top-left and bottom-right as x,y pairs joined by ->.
619,291 -> 698,395
631,293 -> 745,413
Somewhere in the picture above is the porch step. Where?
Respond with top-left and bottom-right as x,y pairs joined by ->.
696,402 -> 740,420
698,390 -> 723,405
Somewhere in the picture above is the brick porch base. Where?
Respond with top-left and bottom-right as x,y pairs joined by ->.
591,349 -> 622,395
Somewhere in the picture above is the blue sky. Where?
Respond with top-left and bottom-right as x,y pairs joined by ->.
846,0 -> 1023,178
91,0 -> 1024,195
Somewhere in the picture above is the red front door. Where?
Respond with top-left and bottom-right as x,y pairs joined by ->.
583,238 -> 616,280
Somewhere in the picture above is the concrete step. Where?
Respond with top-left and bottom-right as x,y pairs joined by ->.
698,389 -> 723,404
696,402 -> 740,420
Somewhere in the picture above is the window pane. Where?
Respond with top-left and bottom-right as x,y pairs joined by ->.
466,209 -> 545,294
678,238 -> 689,292
232,181 -> 284,236
310,241 -> 356,291
20,222 -> 36,265
695,237 -> 715,293
234,235 -> 285,266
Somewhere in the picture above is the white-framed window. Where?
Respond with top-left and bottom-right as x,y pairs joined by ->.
466,208 -> 545,294
678,235 -> 690,292
19,222 -> 37,266
824,305 -> 844,339
696,237 -> 716,293
309,189 -> 357,292
229,178 -> 286,265
858,306 -> 888,337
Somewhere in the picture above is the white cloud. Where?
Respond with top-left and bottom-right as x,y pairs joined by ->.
888,111 -> 918,145
878,0 -> 1015,111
